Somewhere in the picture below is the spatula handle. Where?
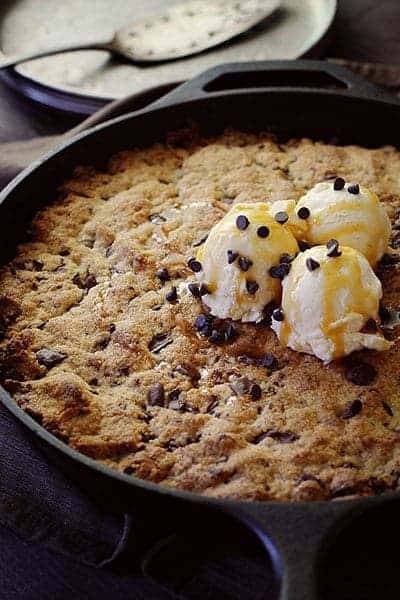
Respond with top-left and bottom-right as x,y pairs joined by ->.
0,36 -> 113,69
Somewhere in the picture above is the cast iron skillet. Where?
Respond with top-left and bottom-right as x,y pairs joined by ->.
1,60 -> 400,600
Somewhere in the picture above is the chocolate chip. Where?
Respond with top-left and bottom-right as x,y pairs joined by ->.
36,349 -> 67,368
297,207 -> 310,219
298,240 -> 310,252
238,257 -> 253,271
156,268 -> 170,282
345,362 -> 377,386
193,235 -> 208,247
257,226 -> 270,238
89,377 -> 98,386
249,383 -> 262,400
279,253 -> 294,264
195,314 -> 214,337
253,430 -> 299,444
224,322 -> 236,342
148,383 -> 165,406
333,177 -> 345,190
148,333 -> 173,353
340,399 -> 363,419
72,273 -> 97,291
188,258 -> 202,273
95,335 -> 111,351
246,280 -> 259,295
227,250 -> 239,264
379,305 -> 390,324
272,308 -> 284,321
32,259 -> 43,271
348,183 -> 360,194
364,318 -> 377,332
188,283 -> 201,297
175,363 -> 200,383
306,257 -> 320,271
257,353 -> 278,370
199,284 -> 210,296
274,211 -> 289,224
164,287 -> 177,303
59,249 -> 70,257
209,329 -> 224,343
236,215 -> 249,230
269,263 -> 291,279
326,238 -> 341,257
149,213 -> 166,224
108,323 -> 116,333
382,401 -> 394,417
230,377 -> 250,395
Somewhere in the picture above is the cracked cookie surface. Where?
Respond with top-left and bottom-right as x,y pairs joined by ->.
1,130 -> 400,501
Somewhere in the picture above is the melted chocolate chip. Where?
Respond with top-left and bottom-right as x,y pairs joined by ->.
379,305 -> 391,324
236,215 -> 249,230
249,383 -> 262,400
297,207 -> 310,219
348,183 -> 360,195
340,399 -> 363,419
253,430 -> 299,444
188,283 -> 201,297
345,362 -> 377,386
148,333 -> 173,353
227,250 -> 239,264
257,226 -> 270,238
274,211 -> 289,224
148,383 -> 165,406
166,286 -> 178,302
333,177 -> 345,190
238,257 -> 253,271
156,268 -> 170,282
326,238 -> 341,257
382,401 -> 394,417
32,259 -> 43,271
72,273 -> 97,291
257,353 -> 278,370
306,257 -> 320,271
36,348 -> 67,368
246,280 -> 259,295
188,258 -> 202,273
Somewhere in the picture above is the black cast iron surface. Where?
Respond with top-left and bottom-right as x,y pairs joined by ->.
1,60 -> 400,599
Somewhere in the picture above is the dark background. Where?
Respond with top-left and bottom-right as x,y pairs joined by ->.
1,1 -> 400,599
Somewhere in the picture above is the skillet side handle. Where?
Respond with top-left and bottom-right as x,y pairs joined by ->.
148,60 -> 400,110
229,499 -> 369,600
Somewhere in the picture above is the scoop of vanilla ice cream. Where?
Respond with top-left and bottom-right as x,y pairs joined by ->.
271,245 -> 391,362
295,180 -> 391,266
194,203 -> 299,322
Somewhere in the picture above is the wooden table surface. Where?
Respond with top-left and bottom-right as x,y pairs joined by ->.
0,0 -> 399,145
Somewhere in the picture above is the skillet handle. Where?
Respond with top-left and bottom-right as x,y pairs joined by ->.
227,497 -> 374,600
149,59 -> 400,109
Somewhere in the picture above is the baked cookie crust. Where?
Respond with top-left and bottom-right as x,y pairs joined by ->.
1,130 -> 400,501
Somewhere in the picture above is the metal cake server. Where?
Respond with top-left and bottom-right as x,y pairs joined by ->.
0,0 -> 280,69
